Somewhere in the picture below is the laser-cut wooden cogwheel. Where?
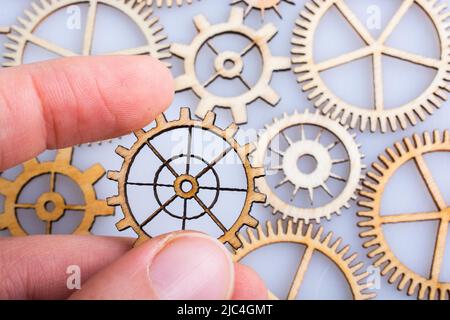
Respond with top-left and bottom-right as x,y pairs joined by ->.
358,131 -> 450,300
230,0 -> 295,20
234,219 -> 376,300
2,0 -> 170,67
107,108 -> 266,249
136,0 -> 197,7
292,0 -> 450,133
171,7 -> 291,125
253,110 -> 364,223
0,148 -> 114,236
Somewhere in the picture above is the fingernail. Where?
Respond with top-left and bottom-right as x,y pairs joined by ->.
148,233 -> 234,300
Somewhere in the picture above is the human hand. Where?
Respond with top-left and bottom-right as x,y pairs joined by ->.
0,56 -> 267,300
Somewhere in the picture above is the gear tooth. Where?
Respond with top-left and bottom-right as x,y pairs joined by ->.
155,113 -> 168,126
260,86 -> 281,106
170,43 -> 191,58
270,56 -> 292,71
0,177 -> 12,192
225,123 -> 239,138
257,23 -> 278,43
193,14 -> 210,31
228,236 -> 243,250
115,146 -> 130,158
179,107 -> 192,121
245,215 -> 259,228
107,170 -> 121,182
195,99 -> 215,121
174,73 -> 197,91
83,163 -> 106,184
107,196 -> 122,206
133,129 -> 146,139
228,7 -> 245,25
115,218 -> 130,231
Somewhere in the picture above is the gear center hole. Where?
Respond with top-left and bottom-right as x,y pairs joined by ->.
224,58 -> 236,70
297,154 -> 318,174
44,200 -> 56,213
181,180 -> 194,193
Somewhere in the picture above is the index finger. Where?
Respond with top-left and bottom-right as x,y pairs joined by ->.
0,55 -> 174,171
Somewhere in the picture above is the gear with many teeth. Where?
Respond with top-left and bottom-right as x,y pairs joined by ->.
0,148 -> 114,236
234,219 -> 376,300
136,0 -> 197,7
107,107 -> 266,249
2,0 -> 170,67
358,131 -> 450,300
170,7 -> 291,125
252,110 -> 364,224
230,0 -> 295,20
291,0 -> 450,133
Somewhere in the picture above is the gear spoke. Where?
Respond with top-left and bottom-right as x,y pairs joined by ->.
238,76 -> 252,90
25,32 -> 78,57
45,221 -> 53,235
430,219 -> 449,281
14,203 -> 36,209
378,0 -> 414,44
65,205 -> 87,211
195,147 -> 233,179
206,41 -> 219,56
316,46 -> 373,72
203,72 -> 220,88
334,1 -> 375,45
268,146 -> 285,158
145,140 -> 180,178
141,194 -> 178,228
379,211 -> 442,224
50,171 -> 56,193
287,246 -> 314,300
182,199 -> 188,230
199,185 -> 248,192
382,46 -> 441,69
194,195 -> 228,233
83,0 -> 98,56
414,154 -> 446,211
373,52 -> 384,111
107,45 -> 152,56
186,127 -> 194,175
240,40 -> 257,57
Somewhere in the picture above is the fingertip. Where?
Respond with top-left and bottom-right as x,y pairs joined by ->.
233,264 -> 268,300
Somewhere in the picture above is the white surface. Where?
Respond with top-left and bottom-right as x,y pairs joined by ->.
1,0 -> 449,300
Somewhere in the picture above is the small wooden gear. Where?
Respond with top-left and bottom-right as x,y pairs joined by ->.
234,219 -> 376,300
107,108 -> 266,249
2,0 -> 170,67
0,148 -> 114,236
358,131 -> 450,300
136,0 -> 197,7
252,110 -> 364,223
231,0 -> 295,19
170,7 -> 291,124
291,0 -> 450,133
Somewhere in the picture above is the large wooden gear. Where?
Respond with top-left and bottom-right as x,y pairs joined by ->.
0,148 -> 114,236
107,108 -> 266,249
2,0 -> 170,67
291,0 -> 450,133
234,219 -> 376,300
170,7 -> 291,124
230,0 -> 295,20
358,131 -> 450,300
252,110 -> 364,223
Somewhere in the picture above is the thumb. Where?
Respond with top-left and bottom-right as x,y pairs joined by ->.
69,232 -> 234,300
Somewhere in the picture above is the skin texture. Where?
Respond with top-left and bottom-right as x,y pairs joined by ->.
0,56 -> 267,300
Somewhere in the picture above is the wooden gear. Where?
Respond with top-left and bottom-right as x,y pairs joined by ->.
291,0 -> 450,133
231,0 -> 295,20
233,219 -> 376,300
170,7 -> 291,124
107,108 -> 266,249
136,0 -> 197,7
252,109 -> 364,223
358,131 -> 450,300
2,0 -> 170,67
0,148 -> 114,236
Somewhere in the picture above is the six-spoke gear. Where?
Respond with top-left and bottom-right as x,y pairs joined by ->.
0,148 -> 114,236
253,110 -> 364,223
234,219 -> 375,300
2,0 -> 170,67
359,131 -> 450,300
292,0 -> 450,132
107,108 -> 266,249
171,7 -> 291,124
